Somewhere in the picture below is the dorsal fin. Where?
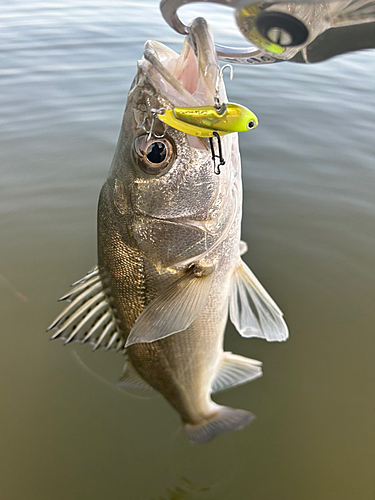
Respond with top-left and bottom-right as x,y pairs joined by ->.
211,352 -> 262,393
47,266 -> 125,353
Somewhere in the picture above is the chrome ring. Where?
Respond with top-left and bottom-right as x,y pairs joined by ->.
159,0 -> 279,65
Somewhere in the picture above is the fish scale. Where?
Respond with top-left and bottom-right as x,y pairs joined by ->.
48,17 -> 288,444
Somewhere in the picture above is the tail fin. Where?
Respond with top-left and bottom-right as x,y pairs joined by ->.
184,406 -> 255,445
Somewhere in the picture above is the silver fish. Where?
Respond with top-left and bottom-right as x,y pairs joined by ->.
48,17 -> 288,444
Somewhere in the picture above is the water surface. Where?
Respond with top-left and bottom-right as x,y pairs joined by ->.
1,2 -> 374,499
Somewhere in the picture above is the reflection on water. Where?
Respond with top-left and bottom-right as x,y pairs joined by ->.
155,477 -> 210,500
1,1 -> 375,499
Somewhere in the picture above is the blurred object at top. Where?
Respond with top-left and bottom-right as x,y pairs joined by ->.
160,0 -> 375,64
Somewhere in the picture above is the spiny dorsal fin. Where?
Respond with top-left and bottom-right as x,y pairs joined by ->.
117,358 -> 153,390
211,352 -> 263,394
47,266 -> 125,353
229,259 -> 289,342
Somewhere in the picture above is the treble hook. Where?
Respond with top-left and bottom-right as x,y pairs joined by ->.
214,64 -> 234,110
209,132 -> 225,175
204,63 -> 234,110
146,108 -> 166,141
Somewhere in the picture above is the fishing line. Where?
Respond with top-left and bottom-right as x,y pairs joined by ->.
71,349 -> 157,401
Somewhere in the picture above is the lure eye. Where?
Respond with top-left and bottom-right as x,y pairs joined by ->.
134,136 -> 174,175
247,120 -> 256,130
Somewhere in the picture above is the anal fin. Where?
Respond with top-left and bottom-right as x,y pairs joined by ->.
211,352 -> 262,394
117,359 -> 153,390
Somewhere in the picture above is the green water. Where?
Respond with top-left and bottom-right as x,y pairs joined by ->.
1,1 -> 374,499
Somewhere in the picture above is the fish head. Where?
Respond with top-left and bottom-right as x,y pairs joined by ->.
102,18 -> 242,270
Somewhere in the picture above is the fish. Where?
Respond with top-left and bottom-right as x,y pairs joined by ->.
47,17 -> 288,445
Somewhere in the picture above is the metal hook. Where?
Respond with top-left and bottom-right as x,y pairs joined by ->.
219,64 -> 234,82
203,63 -> 234,109
209,132 -> 225,175
146,108 -> 166,141
214,64 -> 234,110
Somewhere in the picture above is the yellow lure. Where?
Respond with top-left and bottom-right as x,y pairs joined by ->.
157,103 -> 258,138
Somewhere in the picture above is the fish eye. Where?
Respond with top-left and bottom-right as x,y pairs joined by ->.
146,141 -> 166,164
134,136 -> 174,175
247,120 -> 256,130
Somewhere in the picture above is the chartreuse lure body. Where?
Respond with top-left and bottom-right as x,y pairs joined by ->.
157,103 -> 258,138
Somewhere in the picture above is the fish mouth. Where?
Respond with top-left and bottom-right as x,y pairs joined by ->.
142,17 -> 222,107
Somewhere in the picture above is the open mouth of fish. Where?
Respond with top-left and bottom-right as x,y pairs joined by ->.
135,17 -> 236,253
142,17 -> 222,108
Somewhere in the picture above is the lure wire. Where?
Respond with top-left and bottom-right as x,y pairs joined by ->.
203,64 -> 234,173
209,132 -> 225,175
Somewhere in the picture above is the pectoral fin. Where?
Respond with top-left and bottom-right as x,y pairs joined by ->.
211,352 -> 262,393
125,265 -> 214,347
229,260 -> 289,342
